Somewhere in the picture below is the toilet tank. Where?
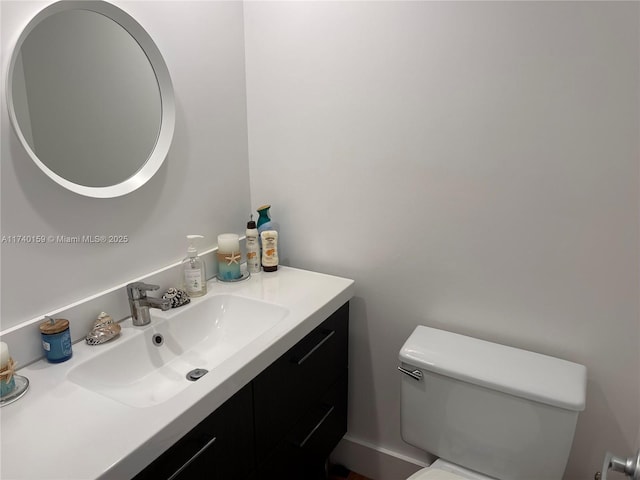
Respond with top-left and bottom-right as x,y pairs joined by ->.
399,326 -> 587,480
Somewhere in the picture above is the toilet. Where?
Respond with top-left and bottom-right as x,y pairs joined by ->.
398,326 -> 587,480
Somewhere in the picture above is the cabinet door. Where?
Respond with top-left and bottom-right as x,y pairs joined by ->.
134,382 -> 254,480
253,302 -> 349,462
253,374 -> 348,480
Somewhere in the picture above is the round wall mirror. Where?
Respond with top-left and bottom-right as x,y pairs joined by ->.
6,1 -> 175,198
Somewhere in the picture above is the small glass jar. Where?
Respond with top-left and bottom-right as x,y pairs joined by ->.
39,318 -> 72,363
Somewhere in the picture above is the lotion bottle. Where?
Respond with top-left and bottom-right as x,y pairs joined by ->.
260,230 -> 279,272
182,235 -> 207,297
246,215 -> 260,274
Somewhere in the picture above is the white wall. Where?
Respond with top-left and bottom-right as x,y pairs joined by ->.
1,1 -> 250,330
244,2 -> 640,478
2,2 -> 638,477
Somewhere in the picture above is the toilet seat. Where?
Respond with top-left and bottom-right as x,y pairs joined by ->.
407,468 -> 468,480
407,459 -> 496,480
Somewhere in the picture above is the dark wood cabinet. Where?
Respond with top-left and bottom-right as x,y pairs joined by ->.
134,302 -> 349,480
133,382 -> 254,480
253,302 -> 349,478
253,374 -> 348,480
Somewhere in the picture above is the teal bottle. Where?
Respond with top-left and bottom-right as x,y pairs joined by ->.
256,204 -> 278,250
257,205 -> 272,229
257,204 -> 276,236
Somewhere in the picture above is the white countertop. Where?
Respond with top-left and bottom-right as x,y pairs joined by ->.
0,266 -> 354,480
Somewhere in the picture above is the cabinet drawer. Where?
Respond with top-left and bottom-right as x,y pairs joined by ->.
253,374 -> 348,480
253,302 -> 349,461
134,382 -> 254,480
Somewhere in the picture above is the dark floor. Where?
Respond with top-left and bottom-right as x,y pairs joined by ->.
328,473 -> 371,480
345,474 -> 371,480
328,464 -> 372,480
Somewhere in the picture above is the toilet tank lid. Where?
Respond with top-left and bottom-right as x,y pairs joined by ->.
399,326 -> 587,411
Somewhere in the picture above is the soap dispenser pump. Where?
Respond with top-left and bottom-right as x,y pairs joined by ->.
182,235 -> 207,297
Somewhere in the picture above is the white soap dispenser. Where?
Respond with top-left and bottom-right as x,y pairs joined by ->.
182,235 -> 207,297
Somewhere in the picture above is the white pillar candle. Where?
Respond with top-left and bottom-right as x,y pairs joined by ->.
217,234 -> 240,253
0,342 -> 9,368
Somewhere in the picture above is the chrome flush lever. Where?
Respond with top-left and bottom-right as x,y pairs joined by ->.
596,449 -> 640,480
398,366 -> 423,381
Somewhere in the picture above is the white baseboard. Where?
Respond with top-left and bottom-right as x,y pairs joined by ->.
330,435 -> 429,480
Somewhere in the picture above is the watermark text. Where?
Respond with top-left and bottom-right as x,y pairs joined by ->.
1,234 -> 129,245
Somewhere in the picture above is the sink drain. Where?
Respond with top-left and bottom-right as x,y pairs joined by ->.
186,368 -> 208,381
151,333 -> 164,347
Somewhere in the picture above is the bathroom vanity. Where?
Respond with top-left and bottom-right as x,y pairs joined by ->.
135,303 -> 349,480
0,267 -> 354,480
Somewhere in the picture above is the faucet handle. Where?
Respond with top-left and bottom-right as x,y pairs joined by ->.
126,282 -> 160,299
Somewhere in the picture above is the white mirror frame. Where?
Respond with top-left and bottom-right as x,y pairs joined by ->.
6,1 -> 175,198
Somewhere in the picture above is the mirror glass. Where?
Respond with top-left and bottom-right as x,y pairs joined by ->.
7,1 -> 175,198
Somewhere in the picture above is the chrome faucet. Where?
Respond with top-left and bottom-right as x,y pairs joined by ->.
126,282 -> 171,326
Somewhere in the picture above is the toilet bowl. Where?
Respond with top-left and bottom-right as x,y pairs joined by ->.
408,469 -> 472,480
408,459 -> 495,480
399,326 -> 587,480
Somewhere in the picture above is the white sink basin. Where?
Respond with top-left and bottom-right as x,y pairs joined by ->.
67,294 -> 289,408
